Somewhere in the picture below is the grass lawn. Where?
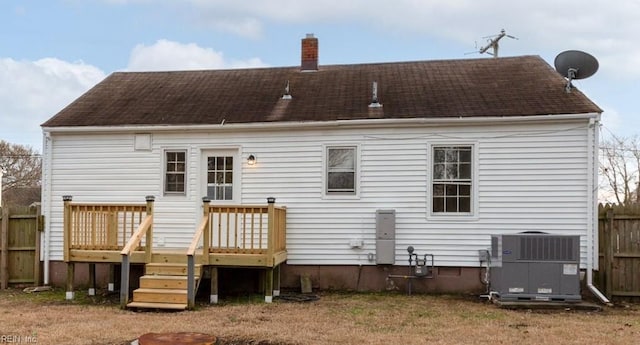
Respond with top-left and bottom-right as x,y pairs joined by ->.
0,288 -> 637,345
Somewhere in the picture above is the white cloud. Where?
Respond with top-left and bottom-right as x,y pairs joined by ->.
103,1 -> 640,78
126,39 -> 267,71
164,0 -> 640,79
0,39 -> 265,151
0,58 -> 106,151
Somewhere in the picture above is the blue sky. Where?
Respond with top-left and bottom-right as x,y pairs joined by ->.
1,0 -> 638,151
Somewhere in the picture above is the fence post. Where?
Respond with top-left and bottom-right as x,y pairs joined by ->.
1,207 -> 8,289
604,208 -> 614,299
63,196 -> 73,262
144,196 -> 154,263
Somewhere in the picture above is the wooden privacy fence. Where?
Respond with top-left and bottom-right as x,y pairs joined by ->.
0,205 -> 43,288
598,204 -> 640,299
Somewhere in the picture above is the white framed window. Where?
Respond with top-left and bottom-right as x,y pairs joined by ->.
325,146 -> 358,196
431,145 -> 473,214
164,150 -> 187,195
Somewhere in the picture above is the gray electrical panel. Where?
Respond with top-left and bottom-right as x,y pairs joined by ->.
490,233 -> 581,302
375,209 -> 395,264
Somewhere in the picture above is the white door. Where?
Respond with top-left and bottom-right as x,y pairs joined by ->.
201,149 -> 240,203
200,149 -> 244,250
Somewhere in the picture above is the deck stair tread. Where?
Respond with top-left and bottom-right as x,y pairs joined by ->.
145,263 -> 202,276
127,262 -> 200,310
126,301 -> 188,310
134,288 -> 188,294
141,274 -> 195,280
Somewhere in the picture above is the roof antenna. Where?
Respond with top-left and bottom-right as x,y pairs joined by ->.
478,29 -> 518,58
368,81 -> 382,108
554,50 -> 599,93
282,80 -> 292,99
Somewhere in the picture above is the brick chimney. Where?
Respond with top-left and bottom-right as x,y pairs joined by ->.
301,33 -> 318,71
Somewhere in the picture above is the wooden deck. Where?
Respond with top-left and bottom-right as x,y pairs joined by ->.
62,196 -> 287,309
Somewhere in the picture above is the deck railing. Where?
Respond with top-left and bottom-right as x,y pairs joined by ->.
187,197 -> 286,308
62,196 -> 152,262
204,198 -> 286,255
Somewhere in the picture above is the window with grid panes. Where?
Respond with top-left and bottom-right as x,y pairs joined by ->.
165,151 -> 186,194
207,156 -> 234,200
432,146 -> 472,213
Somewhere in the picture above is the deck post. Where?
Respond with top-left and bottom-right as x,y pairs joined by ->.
274,264 -> 281,297
265,268 -> 274,303
108,264 -> 115,292
187,254 -> 195,309
202,197 -> 210,264
210,267 -> 218,304
144,196 -> 155,263
65,262 -> 75,300
267,197 -> 276,261
63,196 -> 73,262
120,256 -> 130,308
88,263 -> 96,296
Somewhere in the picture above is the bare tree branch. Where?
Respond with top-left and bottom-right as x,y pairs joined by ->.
0,140 -> 42,206
599,134 -> 640,205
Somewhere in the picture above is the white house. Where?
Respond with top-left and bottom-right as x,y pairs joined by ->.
40,34 -> 605,308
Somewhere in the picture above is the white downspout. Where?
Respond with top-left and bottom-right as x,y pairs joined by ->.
43,132 -> 53,285
586,118 -> 610,304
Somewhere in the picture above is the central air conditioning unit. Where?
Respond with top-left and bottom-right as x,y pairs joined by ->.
489,233 -> 581,302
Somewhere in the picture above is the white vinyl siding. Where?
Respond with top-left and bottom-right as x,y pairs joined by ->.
43,118 -> 596,268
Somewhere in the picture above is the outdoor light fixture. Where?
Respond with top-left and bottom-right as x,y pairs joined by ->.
247,154 -> 256,165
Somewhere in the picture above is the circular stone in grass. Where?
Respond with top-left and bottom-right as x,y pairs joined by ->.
138,332 -> 218,345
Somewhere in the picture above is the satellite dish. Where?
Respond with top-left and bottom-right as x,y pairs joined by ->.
554,50 -> 599,93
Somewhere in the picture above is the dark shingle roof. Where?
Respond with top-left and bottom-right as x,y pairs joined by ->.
42,56 -> 601,128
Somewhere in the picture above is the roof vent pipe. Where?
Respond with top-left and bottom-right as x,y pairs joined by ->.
282,80 -> 292,100
301,33 -> 318,72
369,81 -> 382,108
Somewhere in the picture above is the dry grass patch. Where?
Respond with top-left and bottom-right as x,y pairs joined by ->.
0,288 -> 638,345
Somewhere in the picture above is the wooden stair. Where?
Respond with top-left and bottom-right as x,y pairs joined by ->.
127,263 -> 201,310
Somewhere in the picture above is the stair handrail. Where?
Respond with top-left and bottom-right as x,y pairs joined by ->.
119,196 -> 155,308
186,197 -> 211,309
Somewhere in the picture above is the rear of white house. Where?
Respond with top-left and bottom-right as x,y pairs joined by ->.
41,115 -> 600,289
40,37 -> 603,294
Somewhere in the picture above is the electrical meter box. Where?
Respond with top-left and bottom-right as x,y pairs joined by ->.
490,233 -> 581,302
375,209 -> 395,264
